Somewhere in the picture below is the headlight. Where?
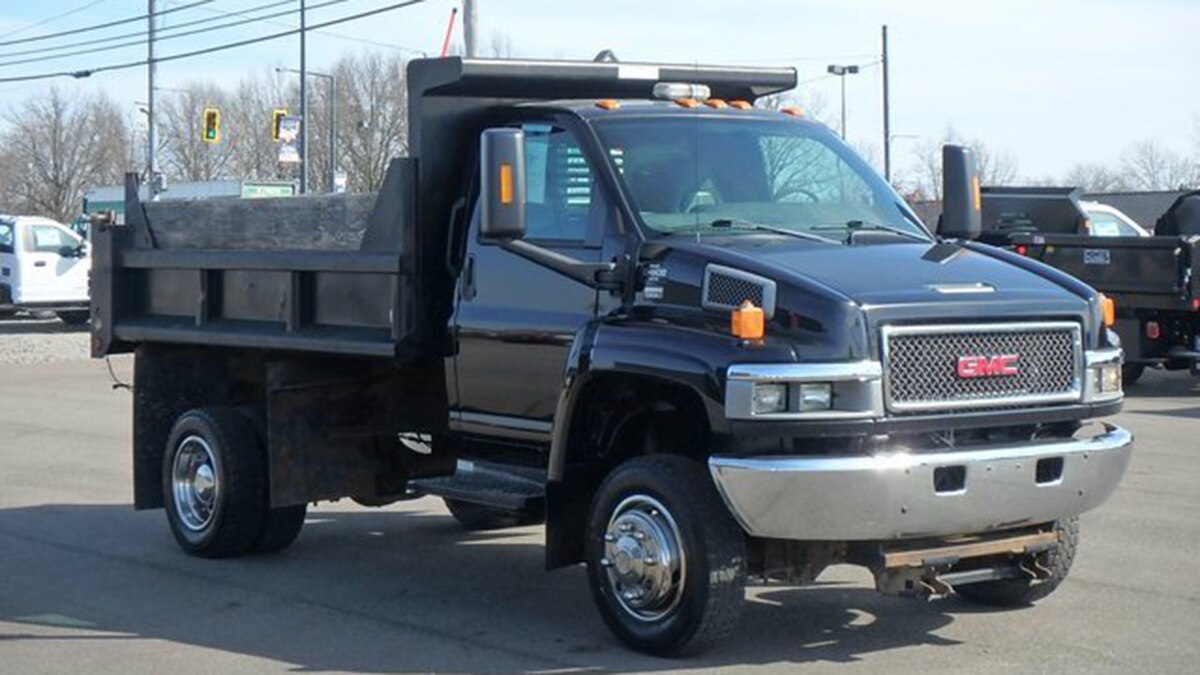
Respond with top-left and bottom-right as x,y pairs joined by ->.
1097,363 -> 1121,394
799,383 -> 833,412
751,383 -> 787,415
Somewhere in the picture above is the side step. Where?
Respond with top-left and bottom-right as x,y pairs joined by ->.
412,460 -> 545,512
875,529 -> 1059,597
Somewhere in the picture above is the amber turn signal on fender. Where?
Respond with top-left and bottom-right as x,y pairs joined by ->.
1100,293 -> 1116,328
731,300 -> 765,340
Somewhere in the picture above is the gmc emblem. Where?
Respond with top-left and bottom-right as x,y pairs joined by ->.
957,354 -> 1020,379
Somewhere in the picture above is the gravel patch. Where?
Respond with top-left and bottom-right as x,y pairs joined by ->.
0,315 -> 92,365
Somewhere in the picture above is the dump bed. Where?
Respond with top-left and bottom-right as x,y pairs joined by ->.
1010,232 -> 1199,310
91,160 -> 426,360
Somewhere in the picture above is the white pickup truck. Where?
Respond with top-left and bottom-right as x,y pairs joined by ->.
0,215 -> 91,325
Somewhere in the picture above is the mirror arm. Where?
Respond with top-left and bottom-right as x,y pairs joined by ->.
500,239 -> 622,291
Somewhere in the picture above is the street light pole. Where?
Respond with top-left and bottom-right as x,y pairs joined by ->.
299,0 -> 308,194
882,24 -> 892,182
276,67 -> 337,193
826,64 -> 860,140
463,0 -> 478,57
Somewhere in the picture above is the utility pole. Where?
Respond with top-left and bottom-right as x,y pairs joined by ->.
827,64 -> 860,140
882,25 -> 892,183
463,0 -> 478,57
147,0 -> 158,199
299,0 -> 308,194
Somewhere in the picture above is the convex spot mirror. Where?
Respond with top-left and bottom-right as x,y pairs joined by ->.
480,128 -> 527,241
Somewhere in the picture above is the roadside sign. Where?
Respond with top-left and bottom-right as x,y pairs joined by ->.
277,116 -> 301,164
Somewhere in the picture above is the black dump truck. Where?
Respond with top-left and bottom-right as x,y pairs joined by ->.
91,57 -> 1133,655
976,186 -> 1200,383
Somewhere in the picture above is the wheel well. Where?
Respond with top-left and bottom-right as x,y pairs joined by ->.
546,373 -> 714,568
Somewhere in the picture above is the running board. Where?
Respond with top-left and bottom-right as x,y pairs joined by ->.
412,460 -> 545,512
875,530 -> 1058,597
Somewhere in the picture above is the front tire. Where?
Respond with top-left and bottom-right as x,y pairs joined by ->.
585,455 -> 747,656
956,518 -> 1079,606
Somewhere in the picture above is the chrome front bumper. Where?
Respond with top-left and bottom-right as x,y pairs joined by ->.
708,424 -> 1133,541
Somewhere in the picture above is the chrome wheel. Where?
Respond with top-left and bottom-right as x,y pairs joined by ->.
600,494 -> 686,622
172,435 -> 219,532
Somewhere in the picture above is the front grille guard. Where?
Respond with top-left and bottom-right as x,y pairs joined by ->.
881,322 -> 1084,414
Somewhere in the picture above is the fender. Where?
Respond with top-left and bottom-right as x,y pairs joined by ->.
543,316 -> 795,568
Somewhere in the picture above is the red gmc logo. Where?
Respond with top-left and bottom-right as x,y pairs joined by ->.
957,354 -> 1021,379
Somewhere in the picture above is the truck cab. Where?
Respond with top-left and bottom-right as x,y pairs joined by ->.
92,57 -> 1133,656
0,215 -> 91,324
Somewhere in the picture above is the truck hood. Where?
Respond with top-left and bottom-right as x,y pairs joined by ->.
645,236 -> 1096,361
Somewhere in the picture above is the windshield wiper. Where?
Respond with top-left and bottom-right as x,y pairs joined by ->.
709,218 -> 839,245
812,220 -> 930,243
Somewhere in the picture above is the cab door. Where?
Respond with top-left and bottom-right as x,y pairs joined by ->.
451,122 -> 611,440
16,221 -> 89,304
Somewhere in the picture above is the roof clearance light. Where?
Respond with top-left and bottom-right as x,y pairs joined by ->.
595,99 -> 620,110
704,98 -> 728,109
729,100 -> 752,109
653,82 -> 712,101
675,98 -> 700,109
780,106 -> 805,117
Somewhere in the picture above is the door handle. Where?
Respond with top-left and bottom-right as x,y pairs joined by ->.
462,254 -> 477,300
34,261 -> 47,267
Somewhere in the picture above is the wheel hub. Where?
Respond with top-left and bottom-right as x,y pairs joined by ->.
172,435 -> 219,532
600,495 -> 684,621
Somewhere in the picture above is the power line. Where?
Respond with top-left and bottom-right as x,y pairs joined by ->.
0,0 -> 351,68
0,0 -> 107,40
0,0 -> 431,84
0,1 -> 214,48
0,0 -> 296,59
194,0 -> 428,55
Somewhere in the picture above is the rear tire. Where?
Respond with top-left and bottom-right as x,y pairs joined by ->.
956,518 -> 1079,606
585,455 -> 747,657
163,407 -> 268,558
253,503 -> 307,554
56,310 -> 90,326
1122,363 -> 1145,385
443,498 -> 539,530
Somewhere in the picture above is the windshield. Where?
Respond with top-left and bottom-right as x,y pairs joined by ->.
592,115 -> 929,242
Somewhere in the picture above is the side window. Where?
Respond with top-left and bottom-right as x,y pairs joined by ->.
29,225 -> 74,253
0,222 -> 13,254
522,124 -> 595,242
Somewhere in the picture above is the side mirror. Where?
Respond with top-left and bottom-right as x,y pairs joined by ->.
479,128 -> 527,241
938,144 -> 982,240
58,245 -> 79,258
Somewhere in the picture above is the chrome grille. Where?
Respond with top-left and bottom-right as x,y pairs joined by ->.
883,322 -> 1082,413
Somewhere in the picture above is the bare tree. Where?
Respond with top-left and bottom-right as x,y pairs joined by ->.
1119,140 -> 1197,191
225,74 -> 294,182
158,83 -> 238,182
1061,163 -> 1132,193
910,128 -> 1019,200
486,32 -> 515,58
0,88 -> 130,222
326,52 -> 408,193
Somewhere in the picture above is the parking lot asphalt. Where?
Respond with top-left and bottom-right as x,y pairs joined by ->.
1,350 -> 1198,674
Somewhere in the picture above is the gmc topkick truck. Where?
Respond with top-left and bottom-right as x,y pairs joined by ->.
91,57 -> 1133,655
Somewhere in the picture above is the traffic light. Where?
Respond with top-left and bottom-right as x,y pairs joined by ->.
202,107 -> 220,144
272,109 -> 288,141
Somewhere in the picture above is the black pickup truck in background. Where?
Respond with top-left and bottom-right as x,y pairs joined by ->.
975,186 -> 1200,382
90,57 -> 1133,655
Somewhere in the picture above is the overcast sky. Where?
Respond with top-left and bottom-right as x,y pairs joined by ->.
1,0 -> 1196,181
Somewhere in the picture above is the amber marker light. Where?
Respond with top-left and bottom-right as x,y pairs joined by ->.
499,163 -> 514,204
729,100 -> 752,109
731,300 -> 765,340
595,99 -> 620,110
1100,294 -> 1115,327
780,106 -> 805,117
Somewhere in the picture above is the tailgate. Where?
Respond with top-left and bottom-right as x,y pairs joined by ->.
1012,233 -> 1187,296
